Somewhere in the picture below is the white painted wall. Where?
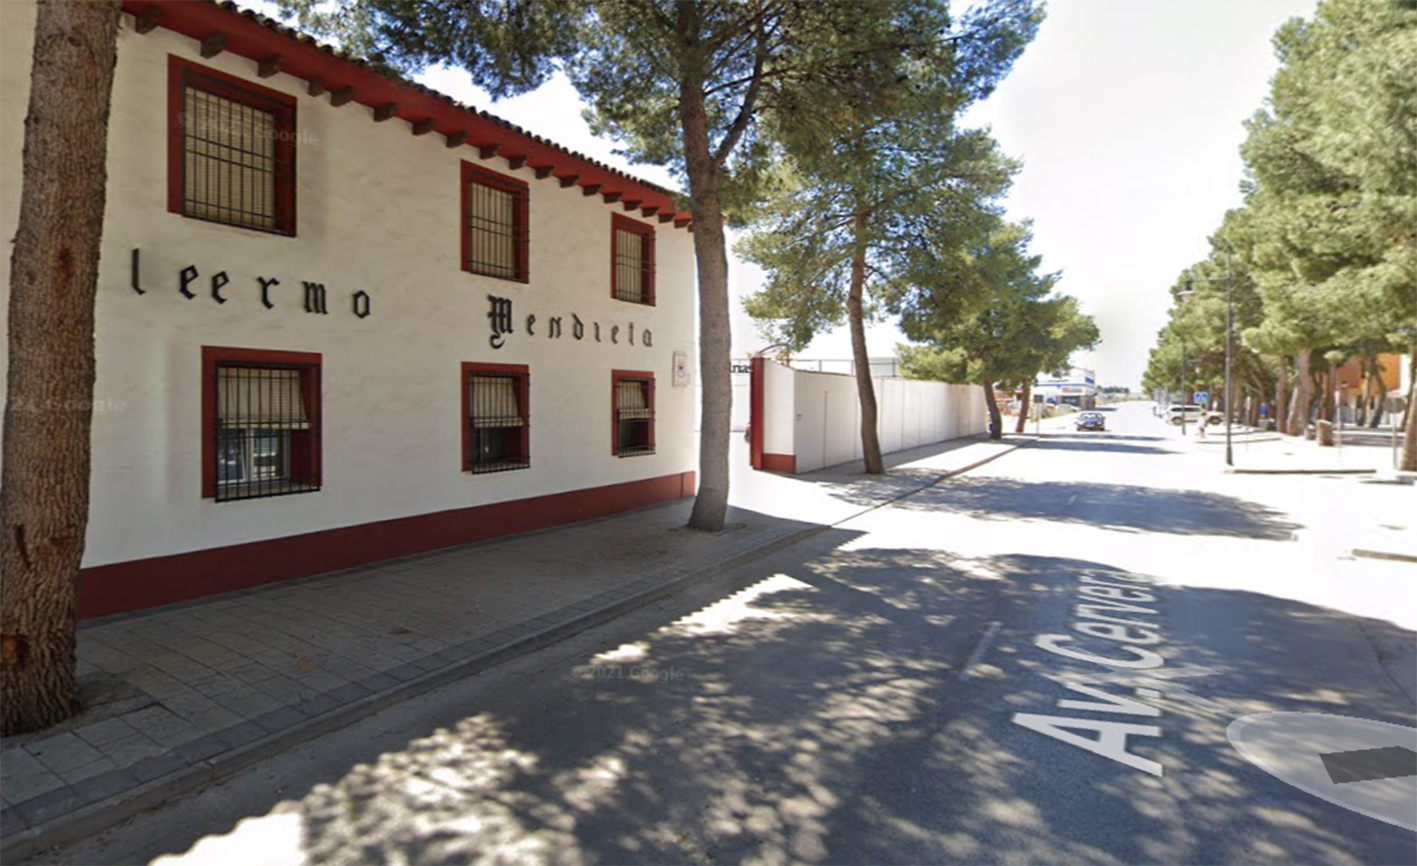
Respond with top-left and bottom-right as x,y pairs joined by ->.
764,363 -> 987,473
0,3 -> 697,567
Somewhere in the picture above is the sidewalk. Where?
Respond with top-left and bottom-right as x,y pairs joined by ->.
1187,423 -> 1417,564
0,433 -> 1029,861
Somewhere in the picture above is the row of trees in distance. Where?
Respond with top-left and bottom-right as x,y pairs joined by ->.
1142,0 -> 1416,470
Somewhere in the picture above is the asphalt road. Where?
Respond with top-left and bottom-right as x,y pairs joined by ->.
27,403 -> 1417,865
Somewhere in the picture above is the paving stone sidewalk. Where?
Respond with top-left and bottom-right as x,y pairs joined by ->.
0,433 -> 1026,861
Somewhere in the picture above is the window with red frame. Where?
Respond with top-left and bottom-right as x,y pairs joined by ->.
463,363 -> 530,473
169,57 -> 296,235
202,347 -> 321,501
612,214 -> 655,305
612,371 -> 655,457
462,162 -> 529,282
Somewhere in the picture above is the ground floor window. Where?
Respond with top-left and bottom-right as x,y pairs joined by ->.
202,347 -> 321,501
613,370 -> 655,457
463,362 -> 530,473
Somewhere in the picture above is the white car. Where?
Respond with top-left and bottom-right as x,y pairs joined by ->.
1167,405 -> 1222,426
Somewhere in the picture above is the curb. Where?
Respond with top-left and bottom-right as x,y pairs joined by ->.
1226,467 -> 1378,476
5,439 -> 1029,862
1351,548 -> 1417,565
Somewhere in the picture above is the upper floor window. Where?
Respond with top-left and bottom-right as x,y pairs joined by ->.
169,57 -> 297,235
463,363 -> 530,473
462,162 -> 529,282
202,347 -> 322,501
612,214 -> 655,305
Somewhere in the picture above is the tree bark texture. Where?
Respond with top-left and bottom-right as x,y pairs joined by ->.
1402,350 -> 1417,472
1287,350 -> 1313,437
983,381 -> 1002,440
848,208 -> 883,474
1365,355 -> 1385,428
1274,356 -> 1289,435
1014,381 -> 1031,433
678,8 -> 730,532
2,0 -> 121,735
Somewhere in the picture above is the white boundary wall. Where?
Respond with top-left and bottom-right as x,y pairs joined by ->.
761,363 -> 988,473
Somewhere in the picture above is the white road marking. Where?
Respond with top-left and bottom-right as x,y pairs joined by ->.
959,621 -> 1002,679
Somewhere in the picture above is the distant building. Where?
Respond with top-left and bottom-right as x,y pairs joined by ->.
1034,368 -> 1097,409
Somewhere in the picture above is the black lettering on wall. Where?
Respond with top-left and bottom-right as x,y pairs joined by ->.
258,276 -> 280,310
303,282 -> 329,315
488,295 -> 513,349
526,314 -> 536,336
548,317 -> 562,339
572,314 -> 584,341
629,322 -> 634,345
594,322 -> 602,342
643,329 -> 652,347
211,271 -> 229,305
352,290 -> 372,319
611,325 -> 619,344
179,265 -> 198,299
130,248 -> 145,295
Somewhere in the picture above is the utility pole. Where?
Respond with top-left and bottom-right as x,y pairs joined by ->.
1224,241 -> 1234,467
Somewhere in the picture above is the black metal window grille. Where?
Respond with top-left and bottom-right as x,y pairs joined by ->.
615,377 -> 654,457
613,218 -> 655,304
469,372 -> 529,473
215,364 -> 320,501
180,68 -> 295,234
465,169 -> 528,282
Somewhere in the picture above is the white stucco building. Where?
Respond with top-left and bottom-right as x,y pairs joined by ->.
0,0 -> 698,618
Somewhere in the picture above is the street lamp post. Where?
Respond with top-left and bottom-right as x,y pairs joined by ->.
1179,339 -> 1188,437
1223,242 -> 1234,467
1183,240 -> 1235,466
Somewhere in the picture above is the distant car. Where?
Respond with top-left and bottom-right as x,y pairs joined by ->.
1075,412 -> 1106,431
1167,405 -> 1222,426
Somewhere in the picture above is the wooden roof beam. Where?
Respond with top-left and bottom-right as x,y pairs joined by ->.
257,55 -> 284,78
444,130 -> 468,148
373,102 -> 398,122
602,191 -> 623,204
134,6 -> 163,34
200,33 -> 227,58
559,175 -> 580,188
581,183 -> 602,196
330,86 -> 356,107
410,118 -> 435,136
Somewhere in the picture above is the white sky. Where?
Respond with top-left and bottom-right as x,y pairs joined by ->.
260,0 -> 1319,388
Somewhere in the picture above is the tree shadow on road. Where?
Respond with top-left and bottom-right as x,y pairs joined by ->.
94,545 -> 1415,866
823,475 -> 1302,540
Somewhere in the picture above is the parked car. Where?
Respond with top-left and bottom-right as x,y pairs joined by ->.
1167,404 -> 1222,426
1075,411 -> 1106,431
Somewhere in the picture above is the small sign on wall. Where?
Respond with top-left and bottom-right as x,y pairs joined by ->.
673,351 -> 690,387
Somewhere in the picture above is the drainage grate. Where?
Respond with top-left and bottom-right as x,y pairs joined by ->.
1319,745 -> 1417,784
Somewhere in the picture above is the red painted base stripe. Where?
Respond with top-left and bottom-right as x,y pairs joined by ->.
761,453 -> 796,474
78,471 -> 696,620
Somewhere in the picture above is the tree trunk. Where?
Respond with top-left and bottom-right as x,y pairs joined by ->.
2,0 -> 121,735
983,381 -> 1003,440
1287,350 -> 1313,437
1274,355 -> 1289,434
1014,381 -> 1032,433
1401,350 -> 1417,472
1366,355 -> 1385,428
677,9 -> 730,532
848,208 -> 883,474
